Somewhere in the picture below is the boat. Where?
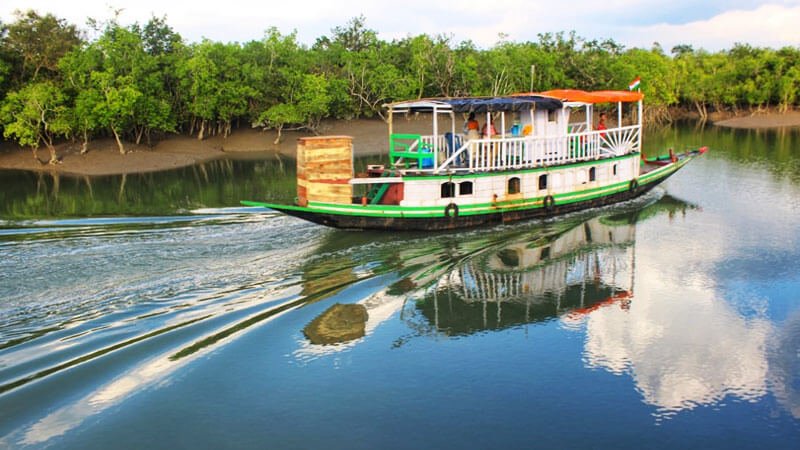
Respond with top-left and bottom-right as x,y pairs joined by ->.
242,89 -> 707,231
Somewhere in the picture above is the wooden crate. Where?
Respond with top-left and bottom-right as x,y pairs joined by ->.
297,136 -> 353,206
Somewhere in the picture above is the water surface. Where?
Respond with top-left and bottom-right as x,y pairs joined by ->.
0,124 -> 799,448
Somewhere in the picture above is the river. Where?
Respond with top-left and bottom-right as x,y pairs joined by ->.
0,123 -> 799,448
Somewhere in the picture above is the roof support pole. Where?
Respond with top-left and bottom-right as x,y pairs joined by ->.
388,109 -> 393,147
637,99 -> 643,152
617,102 -> 622,128
433,105 -> 439,168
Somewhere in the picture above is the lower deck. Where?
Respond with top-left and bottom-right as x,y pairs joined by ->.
243,148 -> 705,231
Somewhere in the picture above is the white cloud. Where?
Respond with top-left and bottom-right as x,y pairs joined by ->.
617,3 -> 800,50
2,1 -> 799,50
579,263 -> 772,412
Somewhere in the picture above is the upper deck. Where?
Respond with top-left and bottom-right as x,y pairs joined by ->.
383,91 -> 644,175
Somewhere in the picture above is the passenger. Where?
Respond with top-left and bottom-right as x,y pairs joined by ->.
597,112 -> 607,138
522,124 -> 533,136
481,120 -> 498,138
464,112 -> 480,141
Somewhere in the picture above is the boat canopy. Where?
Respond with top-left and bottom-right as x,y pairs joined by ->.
517,89 -> 644,104
387,95 -> 563,114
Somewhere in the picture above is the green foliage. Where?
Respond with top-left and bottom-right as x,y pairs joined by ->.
3,10 -> 82,82
2,11 -> 800,153
260,73 -> 331,142
614,47 -> 677,106
1,80 -> 70,159
178,39 -> 257,138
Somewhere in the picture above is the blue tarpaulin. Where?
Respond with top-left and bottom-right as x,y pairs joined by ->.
387,95 -> 563,113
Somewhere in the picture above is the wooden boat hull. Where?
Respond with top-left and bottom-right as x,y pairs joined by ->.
242,150 -> 703,231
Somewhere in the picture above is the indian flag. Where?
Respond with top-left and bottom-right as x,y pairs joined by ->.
628,76 -> 641,91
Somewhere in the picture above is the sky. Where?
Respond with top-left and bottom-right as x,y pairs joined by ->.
2,0 -> 800,51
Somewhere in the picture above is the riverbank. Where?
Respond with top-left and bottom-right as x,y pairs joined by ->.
0,118 -> 429,177
2,113 -> 798,176
712,111 -> 800,129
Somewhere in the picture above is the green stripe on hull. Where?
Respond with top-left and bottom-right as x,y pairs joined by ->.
242,153 -> 695,220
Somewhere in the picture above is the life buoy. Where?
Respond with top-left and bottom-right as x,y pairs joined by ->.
444,203 -> 459,218
629,179 -> 639,193
543,195 -> 555,211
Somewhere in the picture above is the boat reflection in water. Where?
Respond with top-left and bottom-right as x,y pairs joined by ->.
406,210 -> 638,336
296,193 -> 798,419
297,194 -> 679,346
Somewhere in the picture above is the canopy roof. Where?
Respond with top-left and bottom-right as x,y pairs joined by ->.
386,95 -> 563,113
516,89 -> 643,104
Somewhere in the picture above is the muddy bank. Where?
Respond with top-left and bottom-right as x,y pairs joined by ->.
0,117 -> 433,176
713,111 -> 800,129
10,109 -> 798,177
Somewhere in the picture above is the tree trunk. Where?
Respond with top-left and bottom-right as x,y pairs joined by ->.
694,101 -> 708,122
31,146 -> 42,164
80,129 -> 89,155
112,127 -> 126,154
273,125 -> 283,145
198,121 -> 205,140
47,144 -> 59,165
135,126 -> 144,145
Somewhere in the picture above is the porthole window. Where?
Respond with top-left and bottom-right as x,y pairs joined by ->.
589,167 -> 596,182
459,181 -> 473,196
538,174 -> 548,190
441,182 -> 455,198
508,177 -> 521,194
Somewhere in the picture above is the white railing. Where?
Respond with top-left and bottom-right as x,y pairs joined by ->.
600,124 -> 640,156
421,134 -> 448,152
428,125 -> 640,173
568,122 -> 589,133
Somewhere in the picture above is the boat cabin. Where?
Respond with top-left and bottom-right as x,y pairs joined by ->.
383,90 -> 644,174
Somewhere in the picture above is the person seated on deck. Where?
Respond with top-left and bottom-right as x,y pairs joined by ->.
596,112 -> 608,138
481,120 -> 498,138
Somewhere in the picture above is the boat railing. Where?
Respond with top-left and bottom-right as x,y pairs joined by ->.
600,124 -> 640,157
390,133 -> 435,169
568,122 -> 589,133
392,125 -> 640,174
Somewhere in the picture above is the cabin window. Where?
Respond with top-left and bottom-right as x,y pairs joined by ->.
540,246 -> 551,260
589,167 -> 596,182
538,174 -> 548,190
508,177 -> 521,194
441,182 -> 456,198
547,109 -> 556,122
613,164 -> 618,176
459,181 -> 473,196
